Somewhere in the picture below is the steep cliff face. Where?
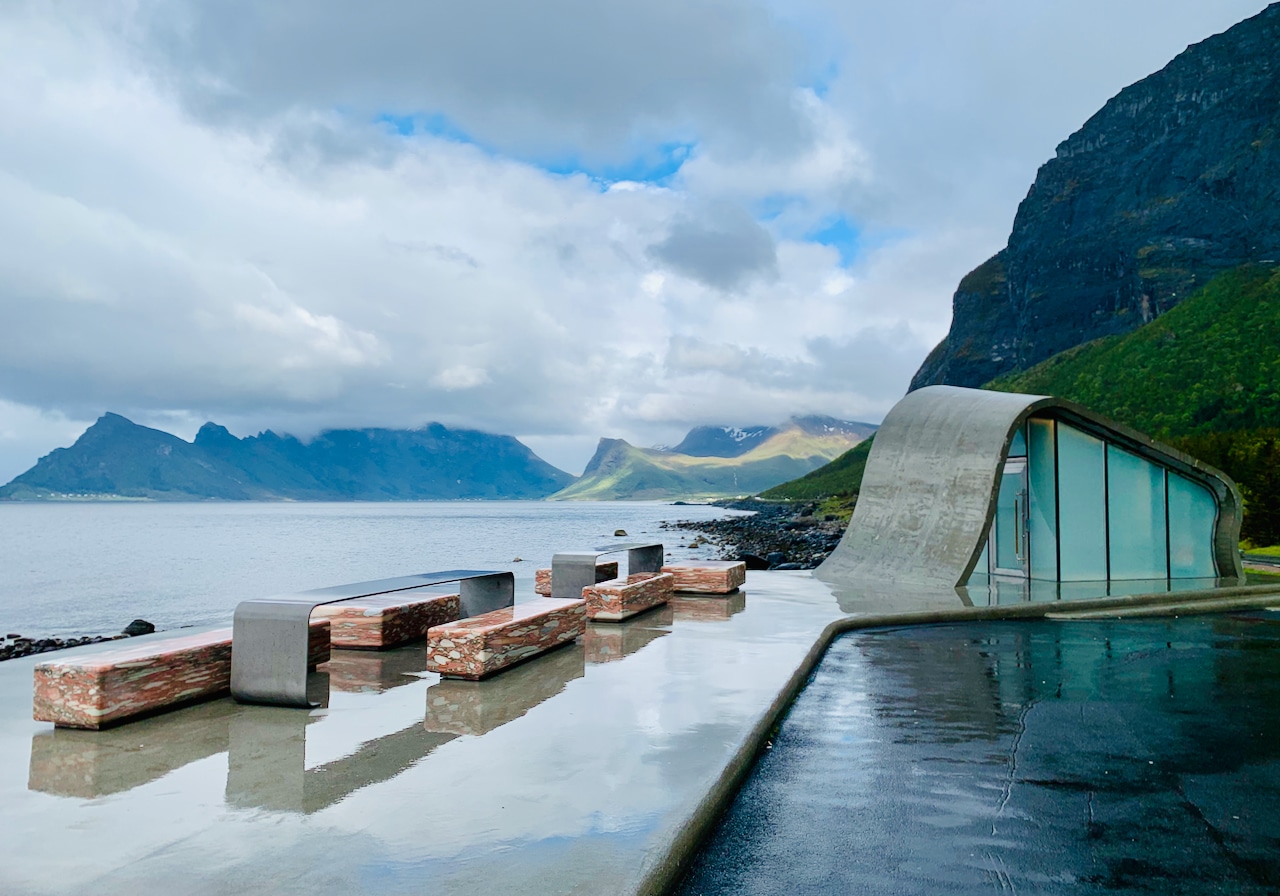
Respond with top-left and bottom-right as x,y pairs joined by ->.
913,2 -> 1280,389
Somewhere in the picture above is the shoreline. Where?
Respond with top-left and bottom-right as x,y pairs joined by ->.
663,498 -> 850,570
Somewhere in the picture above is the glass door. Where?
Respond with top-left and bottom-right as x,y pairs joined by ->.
990,458 -> 1029,577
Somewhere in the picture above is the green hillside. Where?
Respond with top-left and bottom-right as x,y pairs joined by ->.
758,437 -> 874,501
552,421 -> 869,501
989,263 -> 1280,544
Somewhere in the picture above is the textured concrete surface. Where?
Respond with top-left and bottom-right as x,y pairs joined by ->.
9,572 -> 1280,896
677,615 -> 1280,896
1,575 -> 847,896
816,385 -> 1244,591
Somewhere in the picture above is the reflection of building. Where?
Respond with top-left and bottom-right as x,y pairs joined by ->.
423,643 -> 585,736
820,386 -> 1243,593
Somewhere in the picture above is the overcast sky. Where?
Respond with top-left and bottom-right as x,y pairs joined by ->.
0,0 -> 1270,479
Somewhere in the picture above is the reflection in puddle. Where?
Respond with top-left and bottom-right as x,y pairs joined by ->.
320,645 -> 431,694
680,614 -> 1280,895
29,699 -> 240,800
959,576 -> 1228,606
671,591 -> 747,621
584,606 -> 672,663
424,643 -> 585,736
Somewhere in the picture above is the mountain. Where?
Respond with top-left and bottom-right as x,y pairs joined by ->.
552,416 -> 876,501
912,3 -> 1280,390
757,437 -> 876,502
0,415 -> 575,501
671,425 -> 774,458
671,416 -> 878,458
988,264 -> 1280,544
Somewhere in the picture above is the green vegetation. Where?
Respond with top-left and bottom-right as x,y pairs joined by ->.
989,264 -> 1280,544
552,424 -> 867,501
757,437 -> 874,502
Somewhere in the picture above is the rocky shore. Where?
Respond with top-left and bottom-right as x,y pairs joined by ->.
0,619 -> 155,662
662,499 -> 850,570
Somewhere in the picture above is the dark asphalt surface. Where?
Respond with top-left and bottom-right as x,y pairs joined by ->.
677,614 -> 1280,895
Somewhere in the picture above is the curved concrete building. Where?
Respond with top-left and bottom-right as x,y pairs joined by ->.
817,386 -> 1243,593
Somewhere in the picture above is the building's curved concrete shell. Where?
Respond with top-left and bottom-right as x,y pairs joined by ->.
816,385 -> 1243,591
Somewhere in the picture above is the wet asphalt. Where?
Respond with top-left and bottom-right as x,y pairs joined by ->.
677,613 -> 1280,895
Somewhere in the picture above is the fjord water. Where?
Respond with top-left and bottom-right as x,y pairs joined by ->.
0,501 -> 737,638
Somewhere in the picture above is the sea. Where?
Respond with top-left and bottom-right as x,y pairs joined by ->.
0,501 -> 742,638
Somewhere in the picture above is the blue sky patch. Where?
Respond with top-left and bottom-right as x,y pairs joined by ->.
375,112 -> 692,188
807,215 -> 861,266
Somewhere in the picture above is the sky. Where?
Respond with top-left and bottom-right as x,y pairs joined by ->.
0,0 -> 1271,480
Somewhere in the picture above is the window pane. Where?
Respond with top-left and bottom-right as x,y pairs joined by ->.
1106,445 -> 1168,579
1027,418 -> 1057,580
1168,473 -> 1218,577
1057,424 -> 1107,580
1008,426 -> 1027,457
994,464 -> 1024,572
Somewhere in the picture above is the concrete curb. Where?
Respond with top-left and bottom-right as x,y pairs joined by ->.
636,582 -> 1280,896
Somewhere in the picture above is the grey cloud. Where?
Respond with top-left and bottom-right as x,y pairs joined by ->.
132,0 -> 812,162
649,203 -> 778,291
662,327 -> 929,403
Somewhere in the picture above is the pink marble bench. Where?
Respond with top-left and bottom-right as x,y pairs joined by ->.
33,622 -> 330,730
312,591 -> 460,649
426,597 -> 586,680
534,560 -> 619,596
660,560 -> 747,594
582,572 -> 674,622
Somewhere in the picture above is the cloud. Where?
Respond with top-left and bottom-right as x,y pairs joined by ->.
132,0 -> 814,163
649,202 -> 779,291
0,0 -> 1271,478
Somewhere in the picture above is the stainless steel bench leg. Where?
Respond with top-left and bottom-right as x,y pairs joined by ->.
231,600 -> 317,707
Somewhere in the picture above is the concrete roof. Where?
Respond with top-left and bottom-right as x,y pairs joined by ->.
817,385 -> 1244,592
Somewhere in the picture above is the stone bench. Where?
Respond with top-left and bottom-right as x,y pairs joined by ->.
33,622 -> 331,730
232,569 -> 512,707
660,560 -> 747,594
426,597 -> 586,680
582,572 -> 674,622
534,560 -> 618,596
312,590 -> 460,650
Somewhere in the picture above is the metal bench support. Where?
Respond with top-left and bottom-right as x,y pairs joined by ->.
550,542 -> 663,600
231,570 -> 514,707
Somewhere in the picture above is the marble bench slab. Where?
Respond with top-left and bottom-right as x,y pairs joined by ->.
33,622 -> 330,730
312,591 -> 460,650
582,572 -> 674,622
660,560 -> 747,594
534,560 -> 618,596
426,598 -> 586,680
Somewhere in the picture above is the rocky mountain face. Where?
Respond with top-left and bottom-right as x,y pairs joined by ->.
0,414 -> 574,501
912,3 -> 1280,389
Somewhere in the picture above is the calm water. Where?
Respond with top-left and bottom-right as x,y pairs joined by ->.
0,501 -> 738,637
679,615 -> 1280,895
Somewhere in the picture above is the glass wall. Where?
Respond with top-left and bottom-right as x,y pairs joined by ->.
967,416 -> 1222,585
1026,419 -> 1057,580
1056,423 -> 1108,581
1168,473 -> 1218,577
1106,445 -> 1168,580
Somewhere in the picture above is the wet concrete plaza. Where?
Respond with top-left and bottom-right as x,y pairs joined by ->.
5,572 -> 1280,895
678,613 -> 1280,895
